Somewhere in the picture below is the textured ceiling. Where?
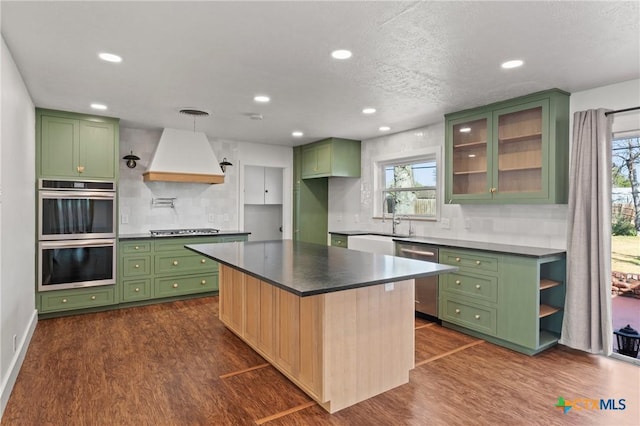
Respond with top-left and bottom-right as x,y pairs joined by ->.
1,1 -> 639,146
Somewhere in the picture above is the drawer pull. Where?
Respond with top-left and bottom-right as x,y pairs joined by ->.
62,298 -> 68,303
172,260 -> 179,266
475,314 -> 481,320
135,246 -> 140,250
134,264 -> 140,269
455,257 -> 461,262
455,280 -> 461,285
134,287 -> 140,292
455,308 -> 460,314
90,296 -> 96,301
475,284 -> 481,289
476,260 -> 481,265
201,280 -> 206,285
172,283 -> 179,288
201,259 -> 206,264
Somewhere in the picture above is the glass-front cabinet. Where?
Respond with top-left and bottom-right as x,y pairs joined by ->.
445,89 -> 569,204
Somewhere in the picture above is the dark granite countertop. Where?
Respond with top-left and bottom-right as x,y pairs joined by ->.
119,230 -> 250,241
330,231 -> 565,258
186,240 -> 457,297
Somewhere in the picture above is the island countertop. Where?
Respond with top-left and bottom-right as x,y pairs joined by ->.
186,239 -> 456,296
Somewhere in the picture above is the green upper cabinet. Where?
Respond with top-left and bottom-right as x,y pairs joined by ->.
301,137 -> 361,179
445,89 -> 569,204
37,108 -> 119,180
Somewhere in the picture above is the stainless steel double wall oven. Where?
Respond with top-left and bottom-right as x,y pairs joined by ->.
38,179 -> 116,291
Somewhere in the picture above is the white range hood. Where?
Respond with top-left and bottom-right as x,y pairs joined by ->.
142,128 -> 225,184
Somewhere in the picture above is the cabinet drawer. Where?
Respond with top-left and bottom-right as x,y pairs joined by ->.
122,279 -> 152,302
441,250 -> 498,273
121,241 -> 152,254
39,286 -> 116,313
154,273 -> 218,298
441,297 -> 497,336
442,272 -> 498,303
122,255 -> 152,277
154,237 -> 221,252
155,253 -> 217,275
331,234 -> 348,248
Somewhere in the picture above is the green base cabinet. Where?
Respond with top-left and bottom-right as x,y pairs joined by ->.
445,89 -> 569,204
439,248 -> 566,355
37,108 -> 119,180
39,286 -> 117,313
301,137 -> 361,179
330,233 -> 348,248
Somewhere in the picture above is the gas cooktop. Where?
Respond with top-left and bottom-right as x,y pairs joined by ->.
149,228 -> 220,237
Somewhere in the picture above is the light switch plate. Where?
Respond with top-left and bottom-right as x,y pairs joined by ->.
440,218 -> 450,229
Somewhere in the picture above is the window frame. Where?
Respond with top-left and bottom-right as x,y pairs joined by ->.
372,146 -> 442,221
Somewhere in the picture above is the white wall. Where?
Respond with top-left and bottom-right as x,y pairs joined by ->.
329,79 -> 640,249
119,128 -> 293,238
0,37 -> 37,416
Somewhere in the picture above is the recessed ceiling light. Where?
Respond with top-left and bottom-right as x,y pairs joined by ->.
98,52 -> 122,63
379,126 -> 391,131
292,131 -> 304,137
254,95 -> 270,103
362,108 -> 376,114
501,59 -> 524,69
90,103 -> 107,110
331,49 -> 352,60
459,127 -> 471,133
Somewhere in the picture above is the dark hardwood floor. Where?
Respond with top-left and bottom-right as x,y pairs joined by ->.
2,297 -> 638,425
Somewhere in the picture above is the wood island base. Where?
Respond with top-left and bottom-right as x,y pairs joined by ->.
218,264 -> 415,413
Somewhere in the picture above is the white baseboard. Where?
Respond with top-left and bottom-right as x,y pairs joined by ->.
0,309 -> 38,418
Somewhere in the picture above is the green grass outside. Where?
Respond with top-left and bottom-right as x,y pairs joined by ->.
612,235 -> 640,274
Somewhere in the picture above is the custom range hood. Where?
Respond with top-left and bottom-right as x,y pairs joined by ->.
142,128 -> 225,184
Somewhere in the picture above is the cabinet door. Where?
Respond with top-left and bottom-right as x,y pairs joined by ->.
446,112 -> 493,202
245,165 -> 266,204
301,145 -> 319,177
79,120 -> 116,179
40,115 -> 79,178
492,100 -> 549,202
264,167 -> 283,204
314,143 -> 332,175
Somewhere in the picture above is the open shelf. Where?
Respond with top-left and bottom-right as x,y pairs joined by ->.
453,141 -> 486,150
499,132 -> 542,144
453,170 -> 487,176
539,330 -> 561,347
540,279 -> 561,290
539,304 -> 561,318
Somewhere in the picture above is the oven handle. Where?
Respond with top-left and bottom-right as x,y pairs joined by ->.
40,239 -> 115,248
39,190 -> 115,199
399,248 -> 436,258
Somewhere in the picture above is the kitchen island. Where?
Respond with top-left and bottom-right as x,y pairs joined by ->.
187,240 -> 456,413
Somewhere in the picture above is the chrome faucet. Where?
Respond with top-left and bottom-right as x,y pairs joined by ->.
392,211 -> 401,235
402,215 -> 415,236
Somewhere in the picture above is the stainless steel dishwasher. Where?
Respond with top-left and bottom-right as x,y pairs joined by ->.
396,242 -> 439,320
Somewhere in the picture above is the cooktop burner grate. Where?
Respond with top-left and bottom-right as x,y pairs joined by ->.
149,228 -> 220,237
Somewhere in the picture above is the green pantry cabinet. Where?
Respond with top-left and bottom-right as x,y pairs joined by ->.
445,89 -> 569,204
439,248 -> 566,355
37,108 -> 119,180
119,235 -> 248,303
294,138 -> 360,245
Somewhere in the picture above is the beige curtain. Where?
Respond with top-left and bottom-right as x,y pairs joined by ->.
560,108 -> 613,354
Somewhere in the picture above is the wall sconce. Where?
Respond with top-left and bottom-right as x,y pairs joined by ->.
219,157 -> 233,173
123,151 -> 141,168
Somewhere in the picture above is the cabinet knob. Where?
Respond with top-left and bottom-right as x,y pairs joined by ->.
490,187 -> 496,193
172,260 -> 179,266
475,314 -> 481,320
77,165 -> 85,173
134,288 -> 140,292
201,280 -> 206,285
455,280 -> 461,285
90,296 -> 96,301
476,260 -> 481,265
455,308 -> 460,314
172,283 -> 178,288
475,284 -> 481,289
135,246 -> 140,250
134,264 -> 140,269
62,298 -> 68,303
455,257 -> 461,262
201,259 -> 206,264
265,189 -> 269,193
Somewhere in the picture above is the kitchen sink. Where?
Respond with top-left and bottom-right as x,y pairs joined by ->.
347,234 -> 396,255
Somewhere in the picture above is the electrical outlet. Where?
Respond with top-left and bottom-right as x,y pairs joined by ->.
354,214 -> 360,223
440,218 -> 450,229
12,334 -> 17,353
384,283 -> 394,292
208,214 -> 215,223
223,214 -> 230,222
120,214 -> 129,224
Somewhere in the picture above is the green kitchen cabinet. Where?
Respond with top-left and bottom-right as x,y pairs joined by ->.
293,146 -> 329,245
37,108 -> 119,180
39,286 -> 117,313
439,248 -> 566,355
445,89 -> 569,204
301,137 -> 361,179
330,233 -> 348,248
